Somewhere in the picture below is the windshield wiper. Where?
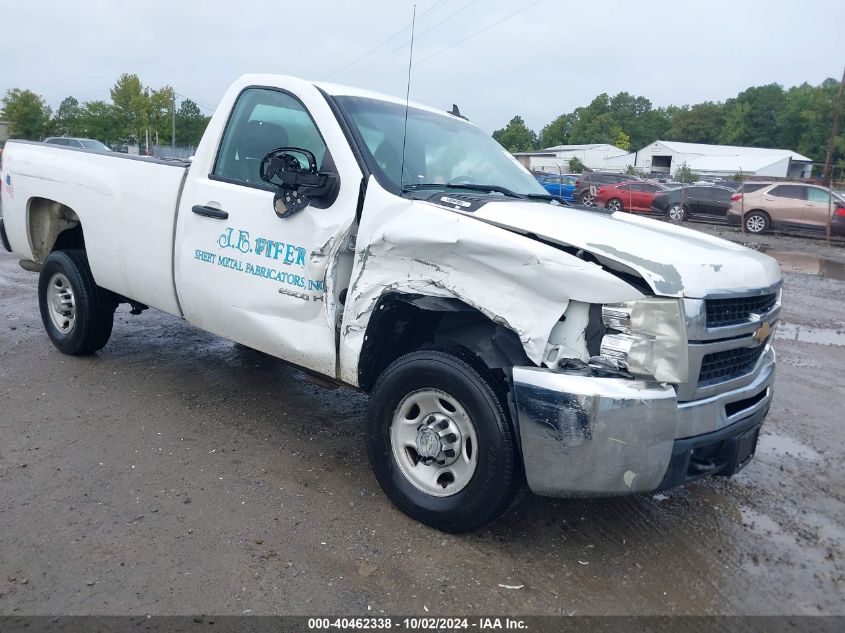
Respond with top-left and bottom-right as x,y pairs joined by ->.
403,183 -> 524,199
527,193 -> 569,205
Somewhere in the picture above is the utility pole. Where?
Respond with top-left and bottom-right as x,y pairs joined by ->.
172,90 -> 176,148
822,65 -> 845,182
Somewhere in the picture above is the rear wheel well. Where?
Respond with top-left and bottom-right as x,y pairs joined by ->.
746,208 -> 770,219
27,197 -> 84,262
357,293 -> 533,395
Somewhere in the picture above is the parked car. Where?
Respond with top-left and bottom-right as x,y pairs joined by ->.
44,137 -> 111,152
572,172 -> 637,206
595,180 -> 667,213
726,181 -> 845,235
652,185 -> 735,223
1,73 -> 782,532
537,174 -> 577,201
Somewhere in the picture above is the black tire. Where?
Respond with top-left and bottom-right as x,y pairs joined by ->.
38,250 -> 117,355
744,210 -> 770,234
366,348 -> 521,533
606,197 -> 624,212
580,190 -> 595,206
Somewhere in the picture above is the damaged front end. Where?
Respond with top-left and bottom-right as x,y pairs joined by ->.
512,368 -> 678,496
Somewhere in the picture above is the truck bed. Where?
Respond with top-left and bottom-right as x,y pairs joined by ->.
1,141 -> 189,316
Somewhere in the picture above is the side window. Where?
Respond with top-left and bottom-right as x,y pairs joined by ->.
769,185 -> 806,200
617,184 -> 633,191
213,88 -> 328,186
738,183 -> 767,194
807,187 -> 830,203
640,184 -> 661,192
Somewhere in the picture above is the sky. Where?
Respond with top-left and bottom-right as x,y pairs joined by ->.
1,0 -> 843,134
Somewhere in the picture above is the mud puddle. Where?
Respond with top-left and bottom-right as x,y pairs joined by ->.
757,430 -> 823,462
776,321 -> 845,347
757,248 -> 845,280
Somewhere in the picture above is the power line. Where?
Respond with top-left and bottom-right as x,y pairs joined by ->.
343,0 -> 481,80
369,0 -> 544,88
323,0 -> 452,81
174,91 -> 217,113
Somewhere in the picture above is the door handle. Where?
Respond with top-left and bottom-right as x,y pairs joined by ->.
192,205 -> 229,220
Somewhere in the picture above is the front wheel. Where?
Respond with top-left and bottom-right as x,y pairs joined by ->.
668,203 -> 686,223
366,348 -> 521,532
744,211 -> 770,234
38,250 -> 117,355
606,197 -> 623,212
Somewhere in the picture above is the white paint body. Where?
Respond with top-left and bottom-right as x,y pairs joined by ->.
0,74 -> 781,388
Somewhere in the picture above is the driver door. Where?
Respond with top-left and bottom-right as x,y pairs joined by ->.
174,86 -> 357,377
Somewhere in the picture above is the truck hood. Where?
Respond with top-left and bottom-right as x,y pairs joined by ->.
469,202 -> 781,298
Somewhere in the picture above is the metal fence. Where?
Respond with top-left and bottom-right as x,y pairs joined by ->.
150,145 -> 195,160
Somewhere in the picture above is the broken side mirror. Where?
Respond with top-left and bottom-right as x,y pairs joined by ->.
259,147 -> 338,219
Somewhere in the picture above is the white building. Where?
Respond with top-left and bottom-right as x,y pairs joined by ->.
612,140 -> 813,179
513,143 -> 629,173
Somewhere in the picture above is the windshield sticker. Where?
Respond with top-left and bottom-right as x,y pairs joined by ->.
193,227 -> 325,300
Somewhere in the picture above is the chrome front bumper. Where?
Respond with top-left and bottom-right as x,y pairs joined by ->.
512,348 -> 775,497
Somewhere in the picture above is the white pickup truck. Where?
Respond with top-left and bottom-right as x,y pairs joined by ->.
0,75 -> 781,532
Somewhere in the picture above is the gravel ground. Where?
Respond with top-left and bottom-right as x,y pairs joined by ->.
0,223 -> 843,616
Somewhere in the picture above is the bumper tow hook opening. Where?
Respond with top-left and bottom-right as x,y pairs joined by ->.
689,457 -> 718,474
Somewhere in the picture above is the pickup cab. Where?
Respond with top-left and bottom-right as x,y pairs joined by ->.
0,75 -> 782,532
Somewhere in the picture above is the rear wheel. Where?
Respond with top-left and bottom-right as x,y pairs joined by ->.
668,203 -> 687,223
366,348 -> 521,532
744,211 -> 770,234
606,197 -> 623,212
38,250 -> 117,355
580,191 -> 595,206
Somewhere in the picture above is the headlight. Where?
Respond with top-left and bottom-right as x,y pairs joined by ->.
600,298 -> 688,383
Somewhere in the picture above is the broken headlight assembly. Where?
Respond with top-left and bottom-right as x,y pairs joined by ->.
598,298 -> 689,383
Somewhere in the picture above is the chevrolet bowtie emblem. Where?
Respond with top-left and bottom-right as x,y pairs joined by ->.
753,321 -> 771,344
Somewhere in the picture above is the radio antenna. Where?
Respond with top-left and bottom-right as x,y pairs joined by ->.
399,4 -> 417,193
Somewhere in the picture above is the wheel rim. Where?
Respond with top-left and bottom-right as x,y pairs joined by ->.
582,193 -> 595,206
46,272 -> 76,334
609,199 -> 621,211
746,215 -> 765,233
390,388 -> 478,497
669,204 -> 683,222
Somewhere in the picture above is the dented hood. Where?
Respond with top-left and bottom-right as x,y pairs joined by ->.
469,202 -> 782,298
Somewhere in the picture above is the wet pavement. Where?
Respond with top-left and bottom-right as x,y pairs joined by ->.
1,234 -> 844,616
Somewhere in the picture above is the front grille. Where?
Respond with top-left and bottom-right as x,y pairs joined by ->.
699,344 -> 766,384
705,293 -> 777,327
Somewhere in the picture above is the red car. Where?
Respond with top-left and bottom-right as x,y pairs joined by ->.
595,181 -> 668,213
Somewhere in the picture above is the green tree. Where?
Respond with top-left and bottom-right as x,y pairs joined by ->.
607,92 -> 661,149
1,88 -> 53,140
719,84 -> 785,147
668,102 -> 725,143
55,96 -> 84,137
538,113 -> 574,148
568,156 -> 585,173
492,115 -> 537,152
776,81 -> 837,162
175,99 -> 210,147
614,129 -> 631,151
79,101 -> 120,143
148,86 -> 175,145
675,162 -> 698,183
568,94 -> 628,147
110,73 -> 149,143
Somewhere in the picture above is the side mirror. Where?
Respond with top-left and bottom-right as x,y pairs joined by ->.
259,147 -> 338,218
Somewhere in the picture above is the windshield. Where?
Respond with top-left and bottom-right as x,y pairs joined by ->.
334,96 -> 546,197
80,140 -> 110,151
